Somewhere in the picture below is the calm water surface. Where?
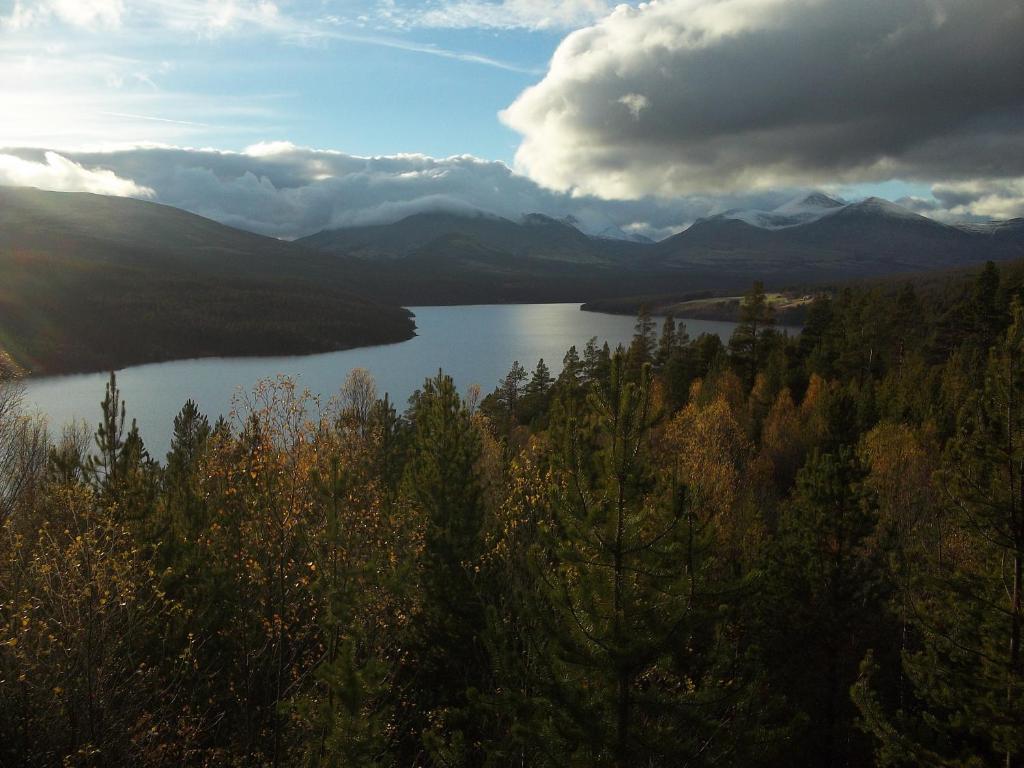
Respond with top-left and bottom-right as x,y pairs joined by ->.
23,304 -> 758,456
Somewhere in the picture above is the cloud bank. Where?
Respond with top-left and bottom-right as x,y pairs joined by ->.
3,141 -> 1022,243
0,143 -> 796,239
501,0 -> 1024,200
0,151 -> 152,197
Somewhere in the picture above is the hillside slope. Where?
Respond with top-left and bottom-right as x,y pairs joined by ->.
0,187 -> 415,375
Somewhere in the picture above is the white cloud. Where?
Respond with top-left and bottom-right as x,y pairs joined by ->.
0,145 -> 1016,241
501,0 -> 1024,199
1,0 -> 124,29
410,0 -> 612,31
0,151 -> 153,196
0,144 -> 781,239
618,93 -> 649,120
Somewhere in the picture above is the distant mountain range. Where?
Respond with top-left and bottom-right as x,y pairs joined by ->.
298,193 -> 1024,288
3,185 -> 1024,373
298,211 -> 643,265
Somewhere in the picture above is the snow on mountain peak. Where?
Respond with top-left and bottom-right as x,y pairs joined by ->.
773,191 -> 845,216
705,191 -> 846,230
845,197 -> 924,220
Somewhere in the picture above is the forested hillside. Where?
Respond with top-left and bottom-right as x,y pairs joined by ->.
0,187 -> 415,374
2,263 -> 1023,766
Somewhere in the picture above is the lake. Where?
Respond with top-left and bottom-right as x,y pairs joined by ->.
22,304 -> 759,457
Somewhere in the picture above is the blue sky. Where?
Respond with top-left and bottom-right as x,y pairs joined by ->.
0,0 -> 583,159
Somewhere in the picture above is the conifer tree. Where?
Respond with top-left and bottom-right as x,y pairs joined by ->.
558,345 -> 582,392
627,305 -> 657,374
855,302 -> 1024,767
970,260 -> 1003,348
654,314 -> 677,370
498,360 -> 528,429
521,358 -> 554,425
730,281 -> 775,386
763,447 -> 888,767
397,371 -> 492,765
534,353 -> 749,766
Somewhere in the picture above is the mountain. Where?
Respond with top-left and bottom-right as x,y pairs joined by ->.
298,210 -> 642,265
0,187 -> 415,375
701,191 -> 845,230
647,196 -> 1024,278
294,197 -> 1024,300
592,225 -> 656,244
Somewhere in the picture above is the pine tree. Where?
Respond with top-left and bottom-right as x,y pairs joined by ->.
85,372 -> 156,520
627,305 -> 657,374
654,314 -> 677,370
521,358 -> 554,425
164,399 -> 211,534
85,372 -> 128,492
583,337 -> 612,387
855,302 -> 1024,767
558,345 -> 583,392
534,353 -> 749,766
729,282 -> 775,386
970,260 -> 1003,348
397,371 -> 492,766
499,360 -> 528,428
763,447 -> 888,767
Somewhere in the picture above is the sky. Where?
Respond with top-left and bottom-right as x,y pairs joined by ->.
1,0 -> 1023,239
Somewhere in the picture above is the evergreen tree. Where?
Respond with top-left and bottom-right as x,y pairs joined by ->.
627,305 -> 657,373
892,284 -> 924,372
654,314 -> 680,370
499,360 -> 528,427
521,358 -> 554,425
763,447 -> 888,767
855,303 -> 1024,767
582,337 -> 612,387
730,282 -> 775,386
535,354 -> 749,766
85,372 -> 156,520
396,371 -> 492,766
558,345 -> 582,389
970,260 -> 1003,348
164,399 -> 211,533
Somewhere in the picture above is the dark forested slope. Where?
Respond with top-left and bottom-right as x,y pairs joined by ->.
0,187 -> 415,374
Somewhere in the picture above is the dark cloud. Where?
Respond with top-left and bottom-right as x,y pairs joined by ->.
501,0 -> 1024,198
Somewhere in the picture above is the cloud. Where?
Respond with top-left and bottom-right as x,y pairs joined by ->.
2,144 -> 1018,240
930,179 -> 1024,221
408,0 -> 612,31
2,0 -> 124,29
0,144 -> 794,239
0,151 -> 153,196
2,0 -> 285,34
501,0 -> 1024,199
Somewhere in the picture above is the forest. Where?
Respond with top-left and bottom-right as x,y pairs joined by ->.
1,263 -> 1023,767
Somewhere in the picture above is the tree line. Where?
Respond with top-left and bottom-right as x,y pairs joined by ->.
1,263 -> 1023,766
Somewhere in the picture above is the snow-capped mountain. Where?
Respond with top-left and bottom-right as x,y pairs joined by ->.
705,191 -> 846,230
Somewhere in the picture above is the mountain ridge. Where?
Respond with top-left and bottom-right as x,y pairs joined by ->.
0,186 -> 416,375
